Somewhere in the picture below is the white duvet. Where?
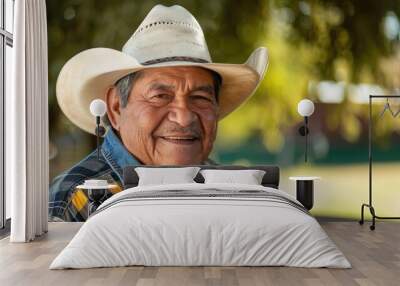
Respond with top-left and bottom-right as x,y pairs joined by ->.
50,183 -> 351,269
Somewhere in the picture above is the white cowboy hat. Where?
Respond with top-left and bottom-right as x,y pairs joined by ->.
56,4 -> 269,135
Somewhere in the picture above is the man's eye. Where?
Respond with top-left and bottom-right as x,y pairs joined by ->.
192,95 -> 212,102
152,94 -> 170,100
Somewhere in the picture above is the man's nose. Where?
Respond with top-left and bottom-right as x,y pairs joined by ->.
167,99 -> 197,127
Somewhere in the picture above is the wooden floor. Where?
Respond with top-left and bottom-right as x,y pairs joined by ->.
0,221 -> 399,286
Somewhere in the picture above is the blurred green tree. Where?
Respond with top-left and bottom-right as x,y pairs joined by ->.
47,0 -> 400,158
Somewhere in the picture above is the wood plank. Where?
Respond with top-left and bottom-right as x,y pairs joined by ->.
0,222 -> 399,286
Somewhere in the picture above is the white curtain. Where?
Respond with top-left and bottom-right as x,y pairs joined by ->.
7,0 -> 49,242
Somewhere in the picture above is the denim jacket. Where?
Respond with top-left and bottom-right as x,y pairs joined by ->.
49,128 -> 215,222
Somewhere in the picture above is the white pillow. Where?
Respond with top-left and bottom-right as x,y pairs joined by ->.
135,167 -> 201,186
200,169 -> 266,185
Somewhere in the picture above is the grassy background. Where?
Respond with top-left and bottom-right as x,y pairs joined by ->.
279,163 -> 400,219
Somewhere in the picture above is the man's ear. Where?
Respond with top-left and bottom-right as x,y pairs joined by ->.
105,87 -> 122,130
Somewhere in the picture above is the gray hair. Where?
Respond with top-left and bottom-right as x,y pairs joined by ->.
102,72 -> 143,127
102,69 -> 222,128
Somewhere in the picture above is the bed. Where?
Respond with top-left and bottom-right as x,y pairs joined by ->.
49,165 -> 351,269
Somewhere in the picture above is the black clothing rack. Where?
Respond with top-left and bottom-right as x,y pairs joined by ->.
359,95 -> 400,230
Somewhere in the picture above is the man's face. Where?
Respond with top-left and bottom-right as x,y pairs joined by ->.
106,66 -> 219,165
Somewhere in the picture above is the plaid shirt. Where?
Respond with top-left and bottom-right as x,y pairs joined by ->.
49,128 -> 215,222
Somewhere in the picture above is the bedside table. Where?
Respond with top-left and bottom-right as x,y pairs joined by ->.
289,176 -> 320,210
75,183 -> 118,216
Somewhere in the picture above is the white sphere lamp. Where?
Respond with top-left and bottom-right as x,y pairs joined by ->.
90,99 -> 107,160
90,99 -> 107,117
297,99 -> 315,162
297,99 -> 315,117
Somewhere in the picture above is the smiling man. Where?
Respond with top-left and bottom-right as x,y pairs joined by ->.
49,4 -> 268,221
107,67 -> 221,166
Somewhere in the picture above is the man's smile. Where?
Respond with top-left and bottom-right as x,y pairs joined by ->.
158,134 -> 200,145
